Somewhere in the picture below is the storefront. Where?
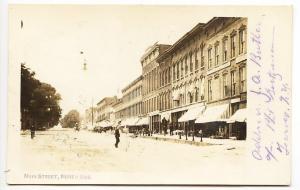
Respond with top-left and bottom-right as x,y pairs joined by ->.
227,108 -> 247,140
170,107 -> 188,135
120,117 -> 140,133
135,116 -> 150,134
149,111 -> 160,134
178,104 -> 205,139
195,104 -> 230,138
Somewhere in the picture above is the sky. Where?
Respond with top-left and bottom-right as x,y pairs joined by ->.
9,5 -> 212,115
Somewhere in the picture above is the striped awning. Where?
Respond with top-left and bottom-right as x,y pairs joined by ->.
227,108 -> 247,123
195,104 -> 229,123
178,105 -> 205,122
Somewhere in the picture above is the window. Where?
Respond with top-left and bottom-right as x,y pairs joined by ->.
176,62 -> 179,79
161,71 -> 164,86
239,29 -> 246,54
185,57 -> 188,75
190,53 -> 193,72
168,67 -> 171,83
231,71 -> 236,96
200,47 -> 204,67
208,48 -> 212,69
223,73 -> 230,97
195,49 -> 199,70
173,65 -> 176,81
223,38 -> 228,62
240,67 -> 246,92
165,70 -> 168,85
181,60 -> 184,78
195,87 -> 199,102
189,92 -> 193,103
159,72 -> 162,87
208,79 -> 212,101
215,43 -> 219,66
200,78 -> 205,100
231,34 -> 236,58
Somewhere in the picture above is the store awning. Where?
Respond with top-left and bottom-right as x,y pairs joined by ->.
149,110 -> 160,116
195,104 -> 229,123
227,108 -> 247,123
178,105 -> 205,122
120,117 -> 139,126
97,120 -> 112,128
171,106 -> 188,113
136,117 -> 149,126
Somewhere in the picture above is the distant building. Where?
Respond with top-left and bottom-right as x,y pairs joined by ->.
95,96 -> 117,122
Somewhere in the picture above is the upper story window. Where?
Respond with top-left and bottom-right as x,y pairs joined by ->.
215,43 -> 220,66
190,53 -> 193,73
239,66 -> 246,92
168,67 -> 171,83
195,49 -> 199,70
239,28 -> 246,54
208,79 -> 212,101
231,70 -> 237,96
173,65 -> 176,81
230,33 -> 236,58
185,56 -> 188,75
161,71 -> 164,86
208,48 -> 212,69
180,60 -> 184,78
165,70 -> 168,86
195,87 -> 199,102
223,73 -> 230,98
176,62 -> 180,80
200,77 -> 205,100
223,37 -> 228,62
200,46 -> 204,67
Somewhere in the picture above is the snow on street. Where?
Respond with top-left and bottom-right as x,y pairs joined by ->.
20,128 -> 247,174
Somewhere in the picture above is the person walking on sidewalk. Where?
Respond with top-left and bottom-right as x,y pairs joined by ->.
114,128 -> 120,148
30,123 -> 35,139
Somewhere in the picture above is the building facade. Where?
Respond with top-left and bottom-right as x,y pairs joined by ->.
89,17 -> 247,140
112,76 -> 143,131
140,43 -> 171,133
95,96 -> 117,123
156,17 -> 247,139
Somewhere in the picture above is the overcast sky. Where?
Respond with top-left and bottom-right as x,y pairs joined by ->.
9,5 -> 212,115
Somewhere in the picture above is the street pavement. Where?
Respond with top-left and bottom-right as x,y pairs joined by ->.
20,128 -> 246,174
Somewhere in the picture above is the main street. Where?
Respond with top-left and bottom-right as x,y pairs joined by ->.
20,128 -> 246,174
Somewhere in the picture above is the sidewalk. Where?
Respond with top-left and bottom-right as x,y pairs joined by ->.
139,133 -> 246,148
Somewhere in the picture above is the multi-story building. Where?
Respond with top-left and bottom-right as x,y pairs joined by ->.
140,43 -> 171,133
156,17 -> 247,139
90,17 -> 247,140
113,76 -> 144,131
196,17 -> 247,140
95,96 -> 117,123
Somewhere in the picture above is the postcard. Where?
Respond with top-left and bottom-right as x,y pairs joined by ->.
6,5 -> 292,185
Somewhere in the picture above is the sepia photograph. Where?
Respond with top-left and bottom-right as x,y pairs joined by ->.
5,5 -> 292,185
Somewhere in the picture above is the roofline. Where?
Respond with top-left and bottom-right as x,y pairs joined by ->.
157,17 -> 236,62
140,43 -> 171,62
121,75 -> 143,93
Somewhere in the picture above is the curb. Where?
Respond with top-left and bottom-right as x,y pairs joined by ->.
139,135 -> 219,146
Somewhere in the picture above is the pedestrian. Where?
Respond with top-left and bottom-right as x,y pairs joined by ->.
199,129 -> 203,142
114,128 -> 120,148
30,124 -> 35,139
